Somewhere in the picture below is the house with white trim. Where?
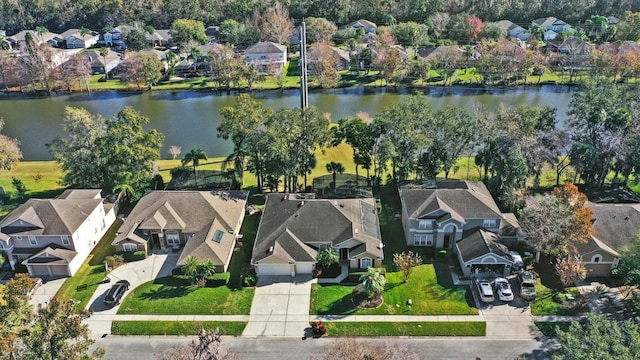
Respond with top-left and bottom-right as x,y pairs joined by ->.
244,41 -> 287,74
251,193 -> 384,277
0,189 -> 116,277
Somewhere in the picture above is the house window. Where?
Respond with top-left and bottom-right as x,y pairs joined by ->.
360,257 -> 373,268
413,234 -> 433,246
123,243 -> 137,252
165,230 -> 180,245
418,220 -> 432,229
483,219 -> 497,228
61,235 -> 70,245
591,254 -> 602,263
29,236 -> 37,245
101,219 -> 106,230
212,230 -> 224,243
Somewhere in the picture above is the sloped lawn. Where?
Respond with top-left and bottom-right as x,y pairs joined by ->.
118,275 -> 254,315
310,264 -> 477,315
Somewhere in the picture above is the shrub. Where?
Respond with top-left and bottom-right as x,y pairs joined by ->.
241,269 -> 257,287
105,254 -> 124,270
116,251 -> 147,262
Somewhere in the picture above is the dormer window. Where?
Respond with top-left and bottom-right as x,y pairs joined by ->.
483,219 -> 497,228
418,220 -> 432,229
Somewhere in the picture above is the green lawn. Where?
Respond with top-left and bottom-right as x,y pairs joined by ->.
111,321 -> 247,336
55,220 -> 121,311
534,321 -> 574,337
310,264 -> 477,315
531,279 -> 582,316
118,275 -> 254,315
324,321 -> 485,336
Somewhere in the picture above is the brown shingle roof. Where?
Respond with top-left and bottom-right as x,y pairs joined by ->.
245,41 -> 287,54
456,228 -> 511,263
580,202 -> 640,254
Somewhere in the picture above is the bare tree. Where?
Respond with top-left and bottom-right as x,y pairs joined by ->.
310,338 -> 421,360
257,2 -> 294,45
156,327 -> 238,360
168,145 -> 182,160
54,53 -> 91,92
555,255 -> 587,288
428,12 -> 450,41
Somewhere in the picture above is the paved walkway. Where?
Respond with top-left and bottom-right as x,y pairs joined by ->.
242,275 -> 315,337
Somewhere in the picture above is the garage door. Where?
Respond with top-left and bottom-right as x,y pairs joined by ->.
30,265 -> 68,277
257,263 -> 291,276
295,262 -> 315,274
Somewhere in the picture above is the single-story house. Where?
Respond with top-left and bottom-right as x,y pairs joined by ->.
532,17 -> 571,33
112,190 -> 248,272
251,193 -> 384,277
60,28 -> 99,49
348,19 -> 377,34
146,29 -> 171,47
82,49 -> 122,75
0,189 -> 116,277
7,30 -> 60,50
548,36 -> 591,55
244,41 -> 287,74
307,45 -> 350,73
576,202 -> 640,278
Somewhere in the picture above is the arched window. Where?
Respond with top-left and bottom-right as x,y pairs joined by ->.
591,254 -> 602,263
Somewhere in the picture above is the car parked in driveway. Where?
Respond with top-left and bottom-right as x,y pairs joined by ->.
510,251 -> 524,270
476,279 -> 495,303
103,280 -> 130,306
494,277 -> 514,302
518,271 -> 537,301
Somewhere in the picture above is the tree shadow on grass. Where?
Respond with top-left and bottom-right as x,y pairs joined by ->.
139,277 -> 194,300
318,292 -> 358,315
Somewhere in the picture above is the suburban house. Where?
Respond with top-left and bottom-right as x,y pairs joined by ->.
100,25 -> 131,48
252,193 -> 384,277
112,190 -> 248,272
532,17 -> 571,33
60,28 -> 99,49
548,36 -> 591,55
399,180 -> 522,277
597,41 -> 640,56
244,41 -> 287,74
82,49 -> 122,75
348,19 -> 378,35
146,29 -> 171,47
496,20 -> 530,41
575,202 -> 640,278
7,30 -> 60,50
139,49 -> 170,70
0,189 -> 116,277
307,45 -> 350,73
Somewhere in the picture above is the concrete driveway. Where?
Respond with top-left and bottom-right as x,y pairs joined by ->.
29,277 -> 67,309
242,275 -> 315,337
84,251 -> 180,337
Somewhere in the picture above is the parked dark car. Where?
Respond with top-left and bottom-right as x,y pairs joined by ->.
518,271 -> 537,301
103,280 -> 130,306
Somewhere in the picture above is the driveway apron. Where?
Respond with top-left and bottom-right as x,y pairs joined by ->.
243,275 -> 315,337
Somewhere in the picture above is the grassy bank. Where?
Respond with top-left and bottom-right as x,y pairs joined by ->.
324,321 -> 485,336
110,321 -> 247,336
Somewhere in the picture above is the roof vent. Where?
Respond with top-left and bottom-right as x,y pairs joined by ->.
339,203 -> 344,208
267,246 -> 273,254
298,201 -> 305,207
333,201 -> 338,205
625,216 -> 630,220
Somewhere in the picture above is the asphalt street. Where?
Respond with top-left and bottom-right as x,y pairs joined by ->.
94,336 -> 553,360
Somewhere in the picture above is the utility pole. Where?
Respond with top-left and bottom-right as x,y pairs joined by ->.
299,20 -> 308,110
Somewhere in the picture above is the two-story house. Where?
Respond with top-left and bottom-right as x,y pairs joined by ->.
532,17 -> 571,40
495,20 -> 530,41
244,41 -> 287,74
60,28 -> 99,49
251,194 -> 384,277
400,180 -> 522,277
0,189 -> 116,277
112,190 -> 248,272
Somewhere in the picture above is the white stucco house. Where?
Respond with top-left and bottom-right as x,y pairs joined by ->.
0,189 -> 116,277
244,41 -> 287,74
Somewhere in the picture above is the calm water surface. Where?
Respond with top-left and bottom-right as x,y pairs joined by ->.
0,86 -> 576,160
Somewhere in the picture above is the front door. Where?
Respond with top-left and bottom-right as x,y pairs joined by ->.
443,234 -> 451,249
151,233 -> 160,249
340,248 -> 348,261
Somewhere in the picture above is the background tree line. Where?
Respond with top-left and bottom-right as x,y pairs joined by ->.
1,0 -> 638,38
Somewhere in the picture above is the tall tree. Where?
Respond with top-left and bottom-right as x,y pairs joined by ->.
257,2 -> 294,45
21,298 -> 103,360
157,327 -> 238,360
99,47 -> 110,79
219,95 -> 273,188
0,118 -> 22,174
335,116 -> 374,185
325,161 -> 345,191
182,148 -> 207,189
305,17 -> 337,44
170,19 -> 208,48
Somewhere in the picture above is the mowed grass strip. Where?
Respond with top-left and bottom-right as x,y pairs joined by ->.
110,321 -> 247,336
55,220 -> 121,312
310,265 -> 477,315
118,276 -> 254,315
324,321 -> 485,336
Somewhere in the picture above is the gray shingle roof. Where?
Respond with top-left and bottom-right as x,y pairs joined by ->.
22,245 -> 77,265
245,41 -> 287,54
115,190 -> 248,269
456,228 -> 510,263
401,181 -> 502,221
581,203 -> 640,253
252,194 -> 383,264
0,192 -> 103,236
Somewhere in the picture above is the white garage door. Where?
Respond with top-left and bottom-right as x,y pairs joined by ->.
257,263 -> 292,276
295,262 -> 315,274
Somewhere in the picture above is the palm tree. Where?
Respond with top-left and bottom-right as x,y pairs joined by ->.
182,255 -> 200,285
114,182 -> 134,204
326,161 -> 345,192
35,26 -> 48,43
358,268 -> 386,299
182,148 -> 207,189
99,47 -> 110,80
